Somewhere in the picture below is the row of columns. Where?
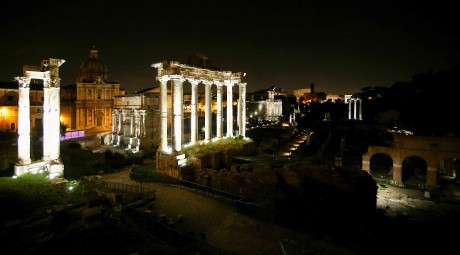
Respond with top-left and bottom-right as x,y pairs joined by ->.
158,76 -> 246,154
15,59 -> 65,166
348,98 -> 362,120
111,109 -> 147,151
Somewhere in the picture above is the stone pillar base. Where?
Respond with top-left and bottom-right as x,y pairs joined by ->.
156,150 -> 182,179
14,161 -> 64,179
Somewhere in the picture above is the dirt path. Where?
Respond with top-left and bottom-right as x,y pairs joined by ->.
102,169 -> 366,255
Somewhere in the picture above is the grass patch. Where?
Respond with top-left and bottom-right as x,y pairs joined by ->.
182,136 -> 252,157
130,164 -> 157,182
0,172 -> 122,225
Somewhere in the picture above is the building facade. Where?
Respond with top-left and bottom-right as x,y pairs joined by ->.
0,80 -> 46,134
111,87 -> 164,152
60,46 -> 124,133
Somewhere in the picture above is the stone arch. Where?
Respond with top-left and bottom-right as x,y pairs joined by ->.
437,157 -> 459,182
369,153 -> 393,179
401,156 -> 427,187
363,134 -> 460,188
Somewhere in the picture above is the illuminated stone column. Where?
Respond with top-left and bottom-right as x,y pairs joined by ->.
159,76 -> 169,152
42,82 -> 51,161
238,82 -> 247,137
348,99 -> 352,120
141,110 -> 146,137
134,110 -> 141,151
111,111 -> 117,144
116,110 -> 122,145
353,100 -> 357,120
190,80 -> 199,144
49,85 -> 61,161
215,82 -> 223,138
128,110 -> 134,149
16,77 -> 31,165
171,76 -> 184,152
47,58 -> 65,163
204,81 -> 213,141
358,99 -> 362,120
225,81 -> 234,137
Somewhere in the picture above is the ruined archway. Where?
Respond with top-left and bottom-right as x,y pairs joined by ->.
402,156 -> 427,187
370,153 -> 393,179
438,157 -> 459,184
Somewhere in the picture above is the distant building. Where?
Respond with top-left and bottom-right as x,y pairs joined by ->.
0,80 -> 45,134
60,46 -> 125,134
112,86 -> 163,151
247,86 -> 284,122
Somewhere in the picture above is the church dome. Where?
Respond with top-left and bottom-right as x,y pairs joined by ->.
76,46 -> 109,83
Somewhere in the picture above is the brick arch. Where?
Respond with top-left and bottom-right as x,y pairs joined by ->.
363,134 -> 460,187
367,152 -> 394,178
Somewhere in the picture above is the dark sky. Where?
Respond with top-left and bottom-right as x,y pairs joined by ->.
0,0 -> 458,95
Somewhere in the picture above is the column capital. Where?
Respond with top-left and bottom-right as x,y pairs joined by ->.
157,76 -> 170,83
214,81 -> 224,86
169,74 -> 185,82
15,77 -> 30,88
239,82 -> 247,87
202,80 -> 213,85
224,80 -> 235,86
47,58 -> 66,68
189,79 -> 200,85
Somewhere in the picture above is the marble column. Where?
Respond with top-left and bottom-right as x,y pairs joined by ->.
358,99 -> 362,120
348,99 -> 352,120
48,58 -> 64,162
111,111 -> 117,144
238,83 -> 247,137
16,77 -> 31,165
226,81 -> 233,137
159,76 -> 169,152
42,82 -> 51,161
128,110 -> 135,149
190,80 -> 199,144
353,100 -> 357,120
49,85 -> 61,161
171,76 -> 184,152
215,82 -> 223,138
204,81 -> 212,141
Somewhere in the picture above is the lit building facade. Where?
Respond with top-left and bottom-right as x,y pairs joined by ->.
60,46 -> 124,133
111,87 -> 164,152
0,80 -> 45,135
247,86 -> 283,122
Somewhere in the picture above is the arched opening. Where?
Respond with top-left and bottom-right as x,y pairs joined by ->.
402,156 -> 427,187
370,153 -> 393,179
438,157 -> 459,184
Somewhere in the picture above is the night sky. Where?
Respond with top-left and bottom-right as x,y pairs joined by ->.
0,0 -> 457,95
